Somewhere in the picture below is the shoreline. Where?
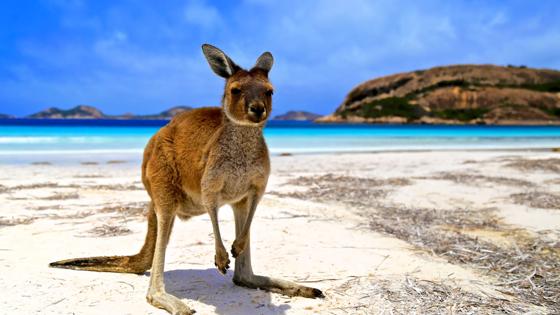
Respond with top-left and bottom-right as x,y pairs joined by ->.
3,117 -> 560,126
0,146 -> 558,163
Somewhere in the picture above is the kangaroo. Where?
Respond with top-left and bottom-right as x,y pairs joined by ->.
49,44 -> 323,314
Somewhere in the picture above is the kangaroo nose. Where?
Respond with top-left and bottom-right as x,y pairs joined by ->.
249,104 -> 265,116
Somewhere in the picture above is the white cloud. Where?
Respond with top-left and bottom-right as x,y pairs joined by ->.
184,0 -> 222,30
488,11 -> 508,28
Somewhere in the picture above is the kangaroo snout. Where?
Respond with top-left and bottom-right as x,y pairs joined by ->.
248,103 -> 266,121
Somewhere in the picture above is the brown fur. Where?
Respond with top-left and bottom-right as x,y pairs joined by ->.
50,44 -> 323,315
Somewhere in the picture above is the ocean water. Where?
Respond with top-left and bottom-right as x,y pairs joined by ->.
1,119 -> 560,163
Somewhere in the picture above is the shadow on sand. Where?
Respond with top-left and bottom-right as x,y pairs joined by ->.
146,268 -> 291,315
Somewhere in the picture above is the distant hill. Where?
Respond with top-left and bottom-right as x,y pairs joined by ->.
121,106 -> 193,120
28,105 -> 192,120
29,105 -> 105,119
0,113 -> 14,119
273,111 -> 321,121
318,64 -> 560,125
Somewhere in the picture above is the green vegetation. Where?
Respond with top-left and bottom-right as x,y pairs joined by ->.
540,107 -> 560,118
518,80 -> 560,92
343,97 -> 423,120
433,108 -> 489,121
346,77 -> 413,105
507,64 -> 527,69
415,78 -> 560,94
412,80 -> 470,96
342,94 -> 489,122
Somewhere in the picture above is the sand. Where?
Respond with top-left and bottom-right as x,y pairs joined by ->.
0,150 -> 559,314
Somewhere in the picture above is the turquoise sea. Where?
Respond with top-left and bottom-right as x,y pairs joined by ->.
1,119 -> 560,164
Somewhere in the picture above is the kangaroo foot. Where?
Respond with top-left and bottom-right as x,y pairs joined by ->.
233,274 -> 324,299
146,290 -> 195,315
214,247 -> 230,274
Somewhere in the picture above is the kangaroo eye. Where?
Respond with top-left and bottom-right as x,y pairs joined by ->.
231,88 -> 241,95
266,90 -> 273,96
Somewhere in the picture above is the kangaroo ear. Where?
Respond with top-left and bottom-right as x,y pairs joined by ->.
253,52 -> 273,73
202,44 -> 240,78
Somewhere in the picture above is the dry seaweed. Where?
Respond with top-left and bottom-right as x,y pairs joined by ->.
286,173 -> 412,187
10,182 -> 78,190
427,172 -> 535,187
270,174 -> 411,208
367,205 -> 560,311
99,202 -> 148,217
88,184 -> 143,191
505,158 -> 560,173
544,178 -> 560,185
2,182 -> 141,192
31,205 -> 64,211
332,276 -> 529,314
510,192 -> 560,210
86,224 -> 132,237
46,211 -> 95,220
1,201 -> 147,228
39,192 -> 80,200
0,217 -> 35,227
280,174 -> 560,312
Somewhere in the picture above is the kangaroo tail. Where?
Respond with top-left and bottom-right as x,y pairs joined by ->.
49,202 -> 157,275
49,255 -> 147,274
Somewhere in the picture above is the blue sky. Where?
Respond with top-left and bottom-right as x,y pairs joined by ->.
1,0 -> 559,116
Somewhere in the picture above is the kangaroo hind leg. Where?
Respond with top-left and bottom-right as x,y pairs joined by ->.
231,197 -> 324,299
145,201 -> 195,315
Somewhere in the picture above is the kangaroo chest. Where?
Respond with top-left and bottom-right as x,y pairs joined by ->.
219,146 -> 267,203
203,125 -> 269,204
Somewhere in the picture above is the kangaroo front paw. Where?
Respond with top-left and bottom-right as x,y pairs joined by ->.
214,249 -> 230,274
231,239 -> 246,258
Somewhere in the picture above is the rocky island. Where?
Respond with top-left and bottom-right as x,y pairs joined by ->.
273,110 -> 321,121
116,106 -> 192,120
28,105 -> 105,119
27,105 -> 192,120
318,65 -> 560,124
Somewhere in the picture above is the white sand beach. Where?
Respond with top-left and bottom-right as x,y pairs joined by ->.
0,150 -> 559,314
